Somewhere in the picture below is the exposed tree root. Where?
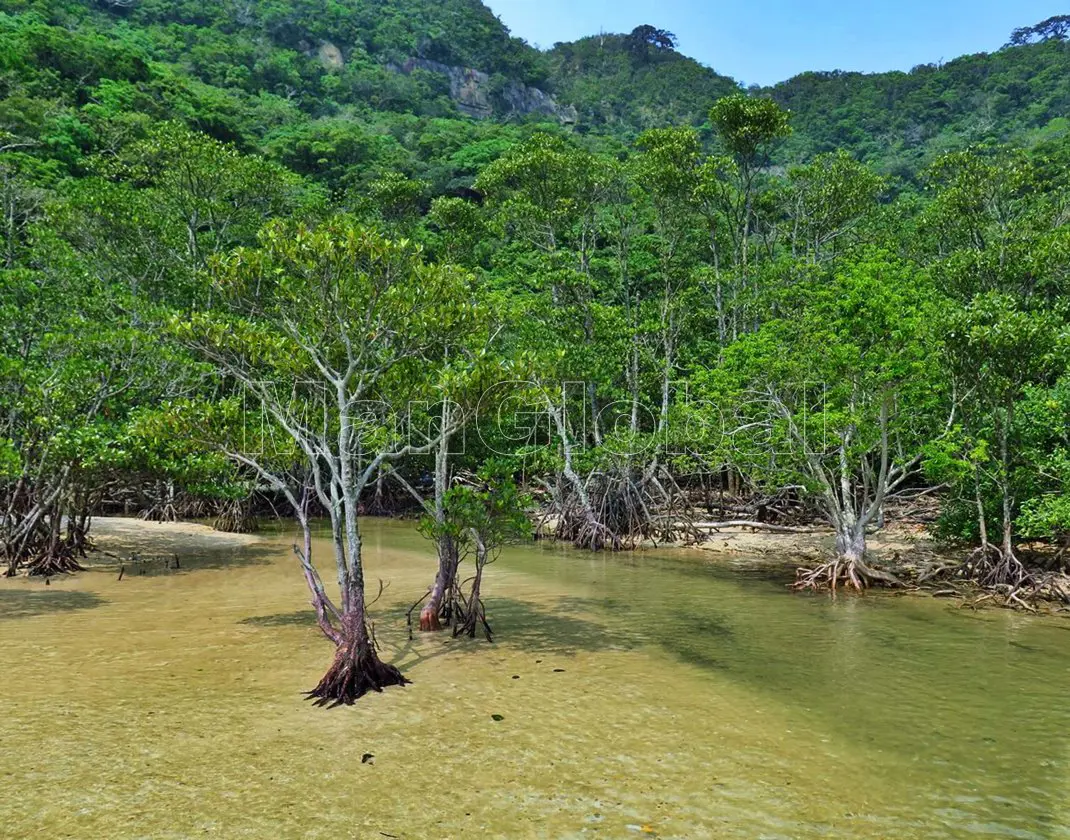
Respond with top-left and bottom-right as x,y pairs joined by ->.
694,520 -> 815,534
25,546 -> 84,577
904,542 -> 1070,613
306,630 -> 409,707
794,556 -> 904,592
3,507 -> 89,578
968,543 -> 1030,589
547,458 -> 699,551
140,502 -> 179,523
212,498 -> 257,534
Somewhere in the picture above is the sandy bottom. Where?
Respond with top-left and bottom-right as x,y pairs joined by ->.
0,517 -> 1067,839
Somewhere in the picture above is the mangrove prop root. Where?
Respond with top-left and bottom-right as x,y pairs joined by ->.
212,499 -> 257,534
549,461 -> 702,551
3,507 -> 91,577
140,503 -> 179,523
945,545 -> 1066,612
970,545 -> 1031,590
454,598 -> 493,641
26,551 -> 84,577
793,557 -> 904,593
306,636 -> 409,708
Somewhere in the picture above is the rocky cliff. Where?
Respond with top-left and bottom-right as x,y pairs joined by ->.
396,58 -> 578,123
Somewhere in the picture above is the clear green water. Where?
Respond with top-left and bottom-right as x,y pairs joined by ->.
1,517 -> 1069,838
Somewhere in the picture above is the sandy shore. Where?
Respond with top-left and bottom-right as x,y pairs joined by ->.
90,514 -> 939,571
686,522 -> 939,565
89,516 -> 262,560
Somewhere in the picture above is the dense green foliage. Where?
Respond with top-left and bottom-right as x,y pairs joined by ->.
0,0 -> 565,198
1,0 -> 1069,588
772,39 -> 1070,178
4,0 -> 1069,185
546,32 -> 738,133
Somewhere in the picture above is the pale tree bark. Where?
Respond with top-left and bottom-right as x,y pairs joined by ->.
200,353 -> 460,706
420,400 -> 460,631
764,389 -> 914,591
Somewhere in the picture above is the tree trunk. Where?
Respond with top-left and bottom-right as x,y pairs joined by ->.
629,325 -> 641,434
658,306 -> 675,437
546,394 -> 614,549
420,534 -> 458,631
421,410 -> 457,632
835,520 -> 866,567
1000,407 -> 1016,563
974,468 -> 992,553
457,532 -> 492,640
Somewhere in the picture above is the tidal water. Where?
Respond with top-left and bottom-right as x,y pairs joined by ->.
2,518 -> 1068,838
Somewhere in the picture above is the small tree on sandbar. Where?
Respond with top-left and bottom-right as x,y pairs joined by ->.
177,219 -> 480,705
419,464 -> 530,640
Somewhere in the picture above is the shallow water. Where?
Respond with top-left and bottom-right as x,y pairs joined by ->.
2,519 -> 1070,839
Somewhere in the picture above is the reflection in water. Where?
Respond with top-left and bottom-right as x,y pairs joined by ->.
1,517 -> 1068,839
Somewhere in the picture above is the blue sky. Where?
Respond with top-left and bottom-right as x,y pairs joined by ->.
485,1 -> 1066,86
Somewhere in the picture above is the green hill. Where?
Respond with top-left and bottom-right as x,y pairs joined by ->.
767,39 -> 1070,177
546,31 -> 739,134
2,0 -> 1070,188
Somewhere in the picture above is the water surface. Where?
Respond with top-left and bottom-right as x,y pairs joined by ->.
2,518 -> 1068,838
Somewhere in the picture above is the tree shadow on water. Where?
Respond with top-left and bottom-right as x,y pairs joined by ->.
481,597 -> 641,655
238,597 -> 640,660
239,610 -> 316,629
0,589 -> 106,620
95,544 -> 276,577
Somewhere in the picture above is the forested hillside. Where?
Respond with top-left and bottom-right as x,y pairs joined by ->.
5,0 -> 1070,184
546,29 -> 739,131
3,0 -> 1070,700
544,21 -> 1070,176
0,0 -> 567,196
771,37 -> 1070,178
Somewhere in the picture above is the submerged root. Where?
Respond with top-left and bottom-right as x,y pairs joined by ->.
306,634 -> 409,707
454,600 -> 493,641
418,604 -> 442,632
452,574 -> 493,641
794,556 -> 904,593
408,570 -> 462,635
406,590 -> 445,636
555,512 -> 622,552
